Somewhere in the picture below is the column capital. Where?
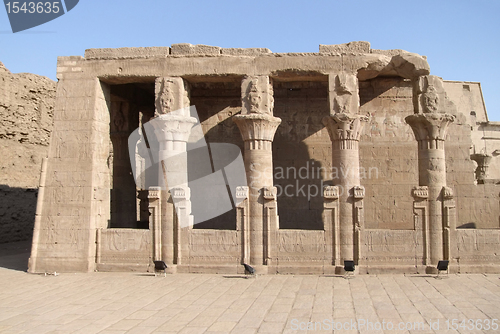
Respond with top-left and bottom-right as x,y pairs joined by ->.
150,112 -> 197,143
405,113 -> 455,149
322,113 -> 369,148
406,75 -> 456,149
233,113 -> 281,143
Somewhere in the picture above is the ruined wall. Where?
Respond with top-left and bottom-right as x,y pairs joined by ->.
0,61 -> 56,243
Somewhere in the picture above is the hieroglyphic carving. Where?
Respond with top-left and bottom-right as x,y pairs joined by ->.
98,229 -> 152,264
364,230 -> 418,264
278,230 -> 326,254
456,230 -> 500,258
189,230 -> 240,260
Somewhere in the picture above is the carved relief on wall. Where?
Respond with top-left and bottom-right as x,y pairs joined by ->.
98,229 -> 152,263
422,85 -> 439,113
278,230 -> 326,254
155,77 -> 175,115
364,230 -> 418,259
189,230 -> 239,254
247,79 -> 261,113
154,77 -> 190,116
456,230 -> 500,254
330,72 -> 359,115
414,75 -> 456,115
241,76 -> 273,115
42,216 -> 85,252
110,101 -> 130,133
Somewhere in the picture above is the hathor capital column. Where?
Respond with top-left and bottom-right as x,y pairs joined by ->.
233,76 -> 281,269
322,72 -> 368,272
150,77 -> 196,267
406,75 -> 455,273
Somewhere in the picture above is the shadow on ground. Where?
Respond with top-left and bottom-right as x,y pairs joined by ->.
0,240 -> 31,271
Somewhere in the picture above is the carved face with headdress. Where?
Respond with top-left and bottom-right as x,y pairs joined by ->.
248,80 -> 261,113
423,85 -> 439,113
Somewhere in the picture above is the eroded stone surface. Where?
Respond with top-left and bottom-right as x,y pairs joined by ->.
0,62 -> 55,243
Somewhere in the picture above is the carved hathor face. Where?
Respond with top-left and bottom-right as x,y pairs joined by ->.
423,85 -> 439,113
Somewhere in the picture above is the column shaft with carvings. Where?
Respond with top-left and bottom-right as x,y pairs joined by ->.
322,72 -> 368,271
406,75 -> 455,272
151,77 -> 196,267
233,76 -> 281,269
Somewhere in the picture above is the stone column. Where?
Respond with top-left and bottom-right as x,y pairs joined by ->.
233,76 -> 281,270
151,77 -> 196,267
406,75 -> 455,273
322,72 -> 368,272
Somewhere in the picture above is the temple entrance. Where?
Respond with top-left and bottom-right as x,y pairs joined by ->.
108,82 -> 155,229
272,77 -> 330,230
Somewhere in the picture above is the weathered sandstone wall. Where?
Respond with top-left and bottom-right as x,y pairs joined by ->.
0,61 -> 56,243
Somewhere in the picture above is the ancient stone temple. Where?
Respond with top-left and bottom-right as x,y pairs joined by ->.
28,42 -> 500,275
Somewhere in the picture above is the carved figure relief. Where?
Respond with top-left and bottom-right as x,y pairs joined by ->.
422,85 -> 439,113
156,78 -> 175,115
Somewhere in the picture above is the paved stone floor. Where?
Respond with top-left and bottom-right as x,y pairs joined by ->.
1,242 -> 500,333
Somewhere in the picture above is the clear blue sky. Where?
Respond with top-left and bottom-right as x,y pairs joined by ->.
1,0 -> 499,120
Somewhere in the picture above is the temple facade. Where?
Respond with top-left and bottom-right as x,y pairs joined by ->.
28,42 -> 500,274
